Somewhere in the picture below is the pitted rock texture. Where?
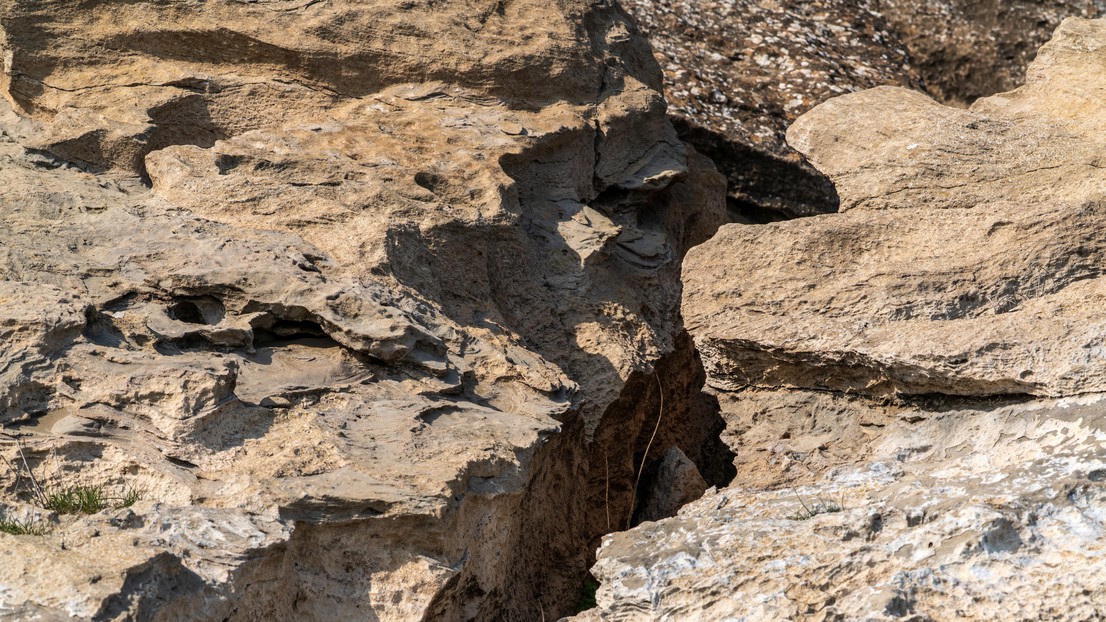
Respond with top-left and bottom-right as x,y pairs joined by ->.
0,102 -> 566,621
577,17 -> 1106,621
0,1 -> 730,619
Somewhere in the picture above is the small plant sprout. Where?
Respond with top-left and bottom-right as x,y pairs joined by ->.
43,484 -> 142,515
788,488 -> 844,521
1,434 -> 143,521
44,485 -> 108,515
0,515 -> 47,536
117,487 -> 142,509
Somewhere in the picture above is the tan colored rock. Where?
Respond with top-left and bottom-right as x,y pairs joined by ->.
688,198 -> 1106,398
687,17 -> 1106,400
0,117 -> 568,618
579,17 -> 1106,621
1,0 -> 662,174
0,282 -> 86,419
0,0 -> 729,619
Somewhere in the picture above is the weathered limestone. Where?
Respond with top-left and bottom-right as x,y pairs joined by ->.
579,17 -> 1106,621
692,17 -> 1106,401
0,1 -> 729,619
582,392 -> 1106,621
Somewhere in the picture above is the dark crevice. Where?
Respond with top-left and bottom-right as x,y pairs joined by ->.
716,382 -> 1052,414
587,330 -> 736,546
83,308 -> 127,348
251,320 -> 330,347
167,297 -> 225,326
671,116 -> 840,222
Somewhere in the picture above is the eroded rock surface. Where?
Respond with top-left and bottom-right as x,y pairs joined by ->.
624,0 -> 1100,221
583,392 -> 1106,621
579,17 -> 1106,621
0,1 -> 729,619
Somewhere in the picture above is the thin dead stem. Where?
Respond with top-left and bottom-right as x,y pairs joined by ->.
604,452 -> 611,531
626,370 -> 664,530
1,434 -> 48,506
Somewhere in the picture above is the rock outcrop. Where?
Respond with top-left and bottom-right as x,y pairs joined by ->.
579,17 -> 1106,621
623,0 -> 1100,221
0,1 -> 729,619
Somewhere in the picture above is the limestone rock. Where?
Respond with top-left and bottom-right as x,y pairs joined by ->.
1,0 -> 662,175
0,0 -> 729,619
584,392 -> 1106,621
0,112 -> 565,620
689,18 -> 1106,401
579,17 -> 1106,621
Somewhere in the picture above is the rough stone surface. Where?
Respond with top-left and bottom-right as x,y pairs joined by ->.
634,446 -> 708,524
691,17 -> 1106,401
623,0 -> 1100,221
582,392 -> 1106,621
578,17 -> 1106,621
0,1 -> 730,619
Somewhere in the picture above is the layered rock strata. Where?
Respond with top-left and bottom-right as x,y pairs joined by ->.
0,1 -> 728,619
579,17 -> 1106,621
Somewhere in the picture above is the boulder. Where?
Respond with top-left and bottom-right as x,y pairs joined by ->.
690,17 -> 1106,401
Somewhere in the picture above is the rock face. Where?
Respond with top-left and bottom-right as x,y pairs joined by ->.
579,17 -> 1106,621
0,1 -> 729,619
623,0 -> 1100,220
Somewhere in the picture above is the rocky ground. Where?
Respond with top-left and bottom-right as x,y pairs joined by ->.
1,1 -> 1105,621
577,17 -> 1106,621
